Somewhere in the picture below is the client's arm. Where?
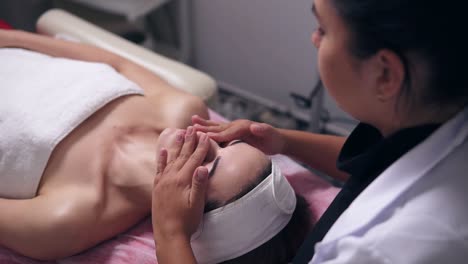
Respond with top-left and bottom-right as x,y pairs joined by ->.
0,189 -> 98,260
0,29 -> 178,98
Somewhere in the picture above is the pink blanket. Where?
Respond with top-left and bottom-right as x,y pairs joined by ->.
0,111 -> 340,264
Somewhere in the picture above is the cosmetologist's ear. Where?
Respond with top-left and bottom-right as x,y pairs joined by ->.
374,49 -> 405,102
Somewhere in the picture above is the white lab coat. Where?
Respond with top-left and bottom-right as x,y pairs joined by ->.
311,107 -> 468,264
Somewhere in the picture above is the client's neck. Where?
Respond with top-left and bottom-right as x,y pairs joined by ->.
106,129 -> 159,211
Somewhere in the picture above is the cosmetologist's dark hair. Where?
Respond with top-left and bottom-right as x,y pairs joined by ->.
331,0 -> 468,108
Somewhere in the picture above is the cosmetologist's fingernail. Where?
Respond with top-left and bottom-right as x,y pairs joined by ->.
176,131 -> 185,142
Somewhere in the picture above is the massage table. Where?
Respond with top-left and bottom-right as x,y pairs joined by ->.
0,9 -> 340,263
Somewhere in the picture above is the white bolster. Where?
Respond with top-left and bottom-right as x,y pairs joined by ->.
36,9 -> 217,102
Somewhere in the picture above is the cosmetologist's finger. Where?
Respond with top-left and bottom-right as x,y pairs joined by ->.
173,126 -> 198,170
207,126 -> 242,142
193,124 -> 225,133
167,129 -> 186,163
154,148 -> 168,185
189,167 -> 209,207
180,133 -> 210,181
191,115 -> 220,126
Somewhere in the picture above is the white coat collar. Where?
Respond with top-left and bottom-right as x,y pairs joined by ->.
321,106 -> 468,243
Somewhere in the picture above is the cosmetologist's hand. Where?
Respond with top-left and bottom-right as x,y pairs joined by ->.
192,115 -> 285,155
152,127 -> 210,243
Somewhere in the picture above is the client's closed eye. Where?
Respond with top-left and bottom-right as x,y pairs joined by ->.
226,140 -> 244,147
218,140 -> 243,148
206,140 -> 244,177
208,156 -> 221,178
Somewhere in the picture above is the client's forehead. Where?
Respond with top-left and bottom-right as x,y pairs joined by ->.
206,143 -> 269,205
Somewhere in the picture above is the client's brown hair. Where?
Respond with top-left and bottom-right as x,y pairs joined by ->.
221,194 -> 310,264
204,161 -> 312,264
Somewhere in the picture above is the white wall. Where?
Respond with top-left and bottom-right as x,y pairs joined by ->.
191,0 -> 355,131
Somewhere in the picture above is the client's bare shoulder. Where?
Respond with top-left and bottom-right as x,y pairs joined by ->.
39,88 -> 207,193
145,87 -> 209,127
32,88 -> 208,255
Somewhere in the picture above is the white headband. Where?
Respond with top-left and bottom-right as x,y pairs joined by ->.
191,161 -> 296,264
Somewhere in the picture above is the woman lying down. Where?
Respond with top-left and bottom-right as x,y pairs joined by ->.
0,29 -> 310,264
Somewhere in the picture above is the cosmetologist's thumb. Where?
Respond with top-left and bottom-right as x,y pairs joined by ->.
191,167 -> 209,205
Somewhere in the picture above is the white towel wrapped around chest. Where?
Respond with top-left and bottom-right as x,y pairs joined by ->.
0,48 -> 144,199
